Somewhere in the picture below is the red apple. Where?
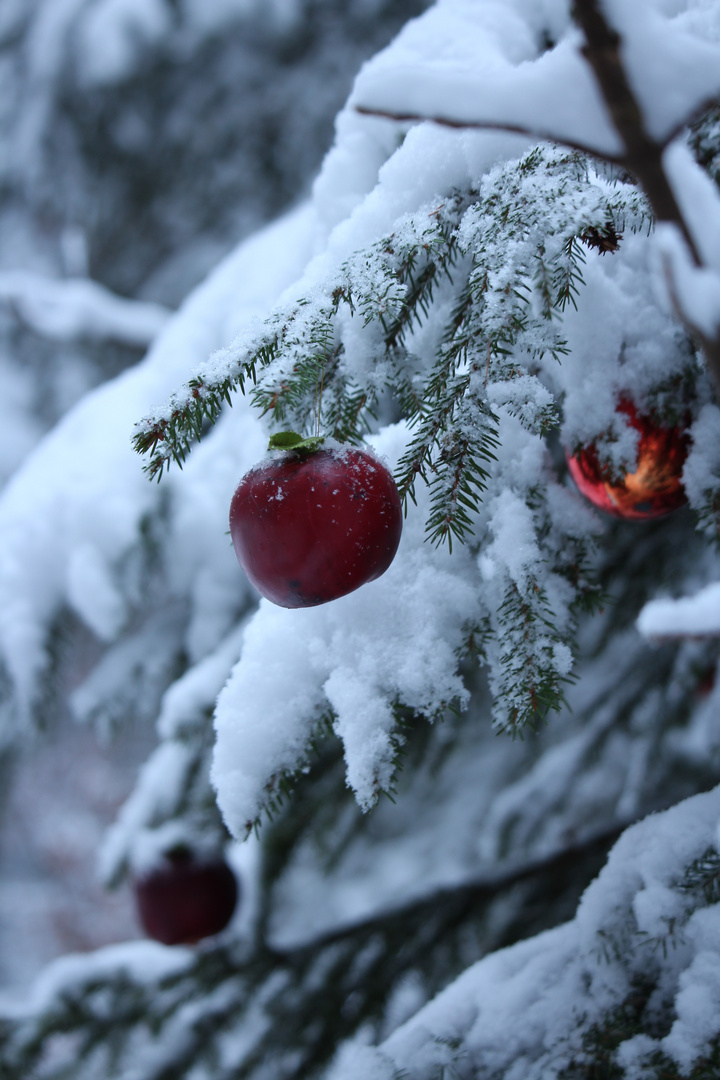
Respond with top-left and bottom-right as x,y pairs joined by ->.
133,850 -> 238,946
229,443 -> 403,607
566,399 -> 689,520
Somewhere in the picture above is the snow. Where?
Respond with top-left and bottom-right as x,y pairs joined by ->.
0,204 -> 316,733
343,787 -> 720,1080
665,911 -> 720,1070
66,542 -> 127,641
74,0 -> 173,86
129,0 -> 720,823
348,0 -> 720,161
655,224 -> 720,340
27,940 -> 193,1016
664,141 -> 720,276
606,0 -> 720,142
3,0 -> 720,1073
0,271 -> 171,346
0,356 -> 43,486
650,140 -> 720,342
637,582 -> 720,638
349,1 -> 623,157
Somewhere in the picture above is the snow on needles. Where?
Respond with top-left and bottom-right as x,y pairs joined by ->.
349,0 -> 720,157
212,423 -> 479,825
328,787 -> 720,1080
0,205 -> 316,731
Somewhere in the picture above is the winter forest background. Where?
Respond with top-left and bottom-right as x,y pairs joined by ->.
1,1 -> 720,1079
0,0 -> 430,988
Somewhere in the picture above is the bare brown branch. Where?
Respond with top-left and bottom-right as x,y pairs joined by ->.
572,0 -> 700,261
353,104 -> 623,163
355,5 -> 720,397
572,0 -> 720,394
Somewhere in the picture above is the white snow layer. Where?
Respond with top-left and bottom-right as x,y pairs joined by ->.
637,582 -> 720,638
349,0 -> 720,155
2,0 -> 719,825
324,787 -> 720,1079
0,271 -> 171,346
2,0 -> 720,1074
0,204 -> 316,730
11,776 -> 720,1079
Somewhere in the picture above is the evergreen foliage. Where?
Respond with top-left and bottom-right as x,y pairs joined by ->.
2,1 -> 720,1079
134,146 -> 657,738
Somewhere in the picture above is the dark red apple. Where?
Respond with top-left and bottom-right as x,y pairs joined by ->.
229,443 -> 403,607
133,850 -> 238,946
566,399 -> 689,520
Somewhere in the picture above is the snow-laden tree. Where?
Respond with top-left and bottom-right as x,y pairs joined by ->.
0,0 -> 425,484
2,0 -> 720,1077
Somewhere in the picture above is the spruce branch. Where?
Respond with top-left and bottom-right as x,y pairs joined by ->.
689,105 -> 720,189
132,338 -> 272,481
393,145 -> 645,547
134,146 -> 650,526
0,822 -> 628,1080
353,104 -> 626,164
696,486 -> 720,546
493,578 -> 575,735
677,846 -> 720,904
571,0 -> 701,262
355,5 -> 720,395
571,0 -> 720,394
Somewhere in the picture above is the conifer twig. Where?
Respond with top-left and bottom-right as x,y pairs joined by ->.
353,104 -> 624,162
355,4 -> 720,395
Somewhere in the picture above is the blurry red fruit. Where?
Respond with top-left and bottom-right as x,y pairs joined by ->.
133,850 -> 238,946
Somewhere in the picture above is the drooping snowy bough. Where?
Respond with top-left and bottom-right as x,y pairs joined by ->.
2,1 -> 720,1078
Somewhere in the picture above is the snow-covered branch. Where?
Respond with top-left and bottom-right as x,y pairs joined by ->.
637,582 -> 720,639
0,271 -> 171,347
352,0 -> 720,393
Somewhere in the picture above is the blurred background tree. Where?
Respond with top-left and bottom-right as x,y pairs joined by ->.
0,0 -> 428,989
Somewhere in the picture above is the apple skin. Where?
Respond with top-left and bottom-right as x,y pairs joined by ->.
133,851 -> 238,946
565,399 -> 689,520
229,446 -> 403,608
